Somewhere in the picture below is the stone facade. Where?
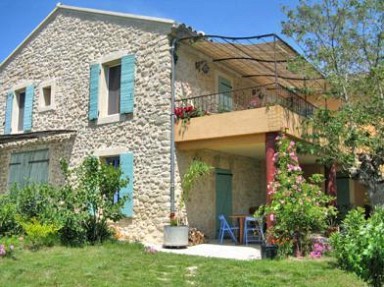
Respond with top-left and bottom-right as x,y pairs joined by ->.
0,7 -> 174,244
176,150 -> 265,239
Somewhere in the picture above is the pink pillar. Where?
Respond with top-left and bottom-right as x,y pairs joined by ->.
265,132 -> 278,232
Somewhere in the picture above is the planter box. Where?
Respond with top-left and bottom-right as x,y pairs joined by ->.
261,244 -> 278,259
163,225 -> 189,248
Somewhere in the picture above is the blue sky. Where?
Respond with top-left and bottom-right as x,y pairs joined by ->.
0,0 -> 298,63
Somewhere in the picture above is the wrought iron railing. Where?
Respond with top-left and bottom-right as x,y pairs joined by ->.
175,84 -> 316,118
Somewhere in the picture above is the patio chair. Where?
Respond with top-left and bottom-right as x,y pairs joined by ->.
218,214 -> 239,244
243,216 -> 265,245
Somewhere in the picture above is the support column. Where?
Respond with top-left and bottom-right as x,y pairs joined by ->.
265,132 -> 278,231
325,163 -> 337,205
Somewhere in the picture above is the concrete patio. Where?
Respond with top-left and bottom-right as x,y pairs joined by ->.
153,241 -> 262,260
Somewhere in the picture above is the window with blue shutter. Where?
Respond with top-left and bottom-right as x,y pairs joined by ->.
89,63 -> 100,120
120,152 -> 134,217
23,85 -> 34,131
89,54 -> 135,121
120,55 -> 135,114
4,91 -> 14,135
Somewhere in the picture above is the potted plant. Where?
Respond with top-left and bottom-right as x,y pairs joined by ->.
163,159 -> 212,248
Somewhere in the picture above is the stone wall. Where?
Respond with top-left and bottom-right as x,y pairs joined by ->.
174,46 -> 257,101
0,9 -> 174,243
176,150 -> 265,240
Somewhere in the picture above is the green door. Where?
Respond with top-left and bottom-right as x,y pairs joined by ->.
336,177 -> 350,208
218,76 -> 232,112
215,169 -> 233,237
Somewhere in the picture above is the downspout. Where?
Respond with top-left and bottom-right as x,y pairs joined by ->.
170,37 -> 178,215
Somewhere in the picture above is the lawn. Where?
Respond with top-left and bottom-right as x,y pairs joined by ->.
0,242 -> 366,287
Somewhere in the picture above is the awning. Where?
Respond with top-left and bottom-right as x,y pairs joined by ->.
177,32 -> 327,95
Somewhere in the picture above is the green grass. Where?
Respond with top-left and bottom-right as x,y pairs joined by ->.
0,242 -> 367,287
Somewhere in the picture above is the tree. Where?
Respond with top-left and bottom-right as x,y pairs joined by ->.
282,0 -> 384,206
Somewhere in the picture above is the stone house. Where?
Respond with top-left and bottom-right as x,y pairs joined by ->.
0,4 -> 367,243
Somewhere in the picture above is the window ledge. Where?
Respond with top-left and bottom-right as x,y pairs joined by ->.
38,105 -> 56,113
96,114 -> 127,125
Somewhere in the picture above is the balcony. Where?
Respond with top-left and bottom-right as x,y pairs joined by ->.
175,83 -> 316,118
175,84 -> 316,147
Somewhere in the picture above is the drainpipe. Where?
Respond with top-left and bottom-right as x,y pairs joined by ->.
170,37 -> 178,215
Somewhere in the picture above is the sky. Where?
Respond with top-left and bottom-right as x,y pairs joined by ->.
0,0 -> 299,63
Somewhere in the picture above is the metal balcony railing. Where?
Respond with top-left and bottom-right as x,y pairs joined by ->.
175,84 -> 317,118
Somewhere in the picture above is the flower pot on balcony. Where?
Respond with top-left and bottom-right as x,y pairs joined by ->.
261,244 -> 278,259
163,225 -> 189,248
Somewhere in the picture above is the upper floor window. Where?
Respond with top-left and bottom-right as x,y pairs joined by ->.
15,89 -> 26,132
4,84 -> 34,134
38,80 -> 56,112
88,54 -> 135,124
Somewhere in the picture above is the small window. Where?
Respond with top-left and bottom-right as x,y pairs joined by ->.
39,80 -> 55,112
42,86 -> 52,107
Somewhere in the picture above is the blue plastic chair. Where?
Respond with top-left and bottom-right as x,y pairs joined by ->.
243,216 -> 265,245
218,215 -> 239,244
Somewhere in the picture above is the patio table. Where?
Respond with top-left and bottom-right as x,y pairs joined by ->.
229,214 -> 248,244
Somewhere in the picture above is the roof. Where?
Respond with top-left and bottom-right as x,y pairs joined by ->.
0,3 -> 176,69
0,130 -> 76,144
177,33 -> 327,94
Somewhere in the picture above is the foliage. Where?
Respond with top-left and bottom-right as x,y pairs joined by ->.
174,105 -> 205,128
258,134 -> 335,257
282,0 -> 384,206
71,156 -> 129,244
171,159 -> 213,226
0,235 -> 17,259
181,159 -> 213,205
0,194 -> 19,236
282,0 -> 383,102
331,207 -> 384,287
17,217 -> 61,249
0,156 -> 129,246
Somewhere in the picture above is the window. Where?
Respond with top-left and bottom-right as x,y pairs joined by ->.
88,54 -> 135,123
39,80 -> 56,112
4,84 -> 34,134
105,63 -> 121,116
104,156 -> 120,203
96,152 -> 134,217
8,149 -> 49,187
16,90 -> 26,132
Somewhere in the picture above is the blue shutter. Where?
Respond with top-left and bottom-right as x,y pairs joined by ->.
23,85 -> 34,132
4,91 -> 14,135
89,63 -> 100,120
120,152 -> 134,217
120,55 -> 135,114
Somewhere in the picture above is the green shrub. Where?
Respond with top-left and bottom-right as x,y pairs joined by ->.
331,207 -> 384,287
258,135 -> 335,257
9,183 -> 67,224
18,218 -> 61,249
0,194 -> 19,236
61,156 -> 129,244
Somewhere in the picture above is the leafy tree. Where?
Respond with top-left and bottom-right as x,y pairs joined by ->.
282,0 -> 384,206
